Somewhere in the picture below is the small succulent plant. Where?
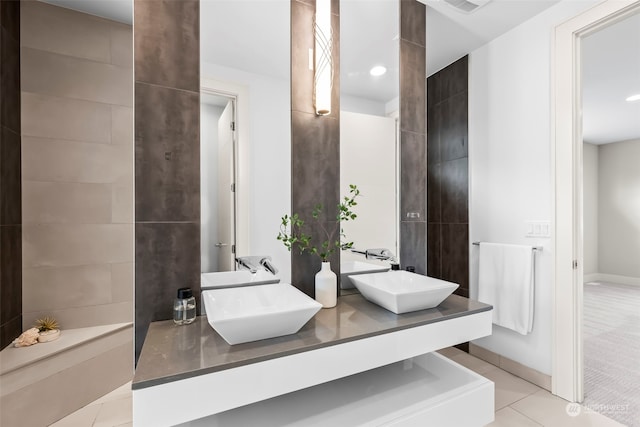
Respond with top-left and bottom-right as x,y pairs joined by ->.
34,316 -> 59,332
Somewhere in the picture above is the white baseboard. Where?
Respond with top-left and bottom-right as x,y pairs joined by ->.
469,343 -> 551,391
583,273 -> 600,283
583,273 -> 640,287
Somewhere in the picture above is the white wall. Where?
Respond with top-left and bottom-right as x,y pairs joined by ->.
583,142 -> 599,276
340,111 -> 397,261
598,139 -> 640,280
201,62 -> 291,283
468,0 -> 599,375
201,103 -> 225,273
341,94 -> 387,116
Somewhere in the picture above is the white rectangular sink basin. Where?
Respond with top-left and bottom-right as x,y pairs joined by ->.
349,271 -> 459,314
340,261 -> 390,289
202,283 -> 322,345
201,270 -> 280,290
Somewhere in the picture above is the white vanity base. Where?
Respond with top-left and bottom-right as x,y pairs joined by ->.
133,310 -> 492,426
179,352 -> 494,427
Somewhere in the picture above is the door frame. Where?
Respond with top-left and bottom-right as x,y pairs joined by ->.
551,0 -> 640,402
201,77 -> 250,260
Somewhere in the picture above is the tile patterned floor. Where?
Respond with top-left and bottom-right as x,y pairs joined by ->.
51,348 -> 626,426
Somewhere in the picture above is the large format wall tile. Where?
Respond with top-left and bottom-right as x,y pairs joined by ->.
21,48 -> 133,107
426,223 -> 441,277
23,224 -> 133,268
400,130 -> 426,221
135,222 -> 200,357
1,0 -> 22,349
111,106 -> 133,146
22,181 -> 112,224
439,56 -> 468,100
135,82 -> 200,222
400,221 -> 426,274
110,25 -> 133,68
426,56 -> 468,293
23,301 -> 133,329
22,264 -> 112,312
427,163 -> 441,223
440,92 -> 468,161
442,223 -> 469,296
134,0 -> 199,92
399,0 -> 426,274
400,40 -> 426,135
1,225 -> 21,329
291,112 -> 339,214
290,0 -> 341,294
441,157 -> 469,223
426,101 -> 441,165
400,0 -> 426,47
22,137 -> 132,183
1,27 -> 21,133
1,127 -> 21,225
1,0 -> 20,36
18,0 -> 134,346
134,0 -> 200,361
112,175 -> 134,224
22,92 -> 111,143
111,262 -> 134,303
0,315 -> 22,350
20,1 -> 112,64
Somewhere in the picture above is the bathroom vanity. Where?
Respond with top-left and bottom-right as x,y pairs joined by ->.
133,293 -> 494,426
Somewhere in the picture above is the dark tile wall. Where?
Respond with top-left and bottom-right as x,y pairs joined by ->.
426,56 -> 469,298
399,0 -> 426,274
290,0 -> 341,297
0,0 -> 22,349
134,0 -> 200,361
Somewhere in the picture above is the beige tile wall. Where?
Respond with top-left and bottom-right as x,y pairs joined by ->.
21,1 -> 133,329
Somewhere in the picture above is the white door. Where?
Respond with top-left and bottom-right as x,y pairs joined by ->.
217,100 -> 236,271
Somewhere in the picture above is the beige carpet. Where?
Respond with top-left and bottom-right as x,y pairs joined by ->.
583,281 -> 640,427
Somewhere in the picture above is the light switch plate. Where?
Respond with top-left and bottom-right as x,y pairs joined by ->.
525,221 -> 550,238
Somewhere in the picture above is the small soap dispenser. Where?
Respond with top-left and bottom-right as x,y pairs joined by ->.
173,287 -> 196,325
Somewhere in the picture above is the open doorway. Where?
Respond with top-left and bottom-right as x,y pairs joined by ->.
201,91 -> 237,273
552,0 -> 640,417
581,11 -> 640,425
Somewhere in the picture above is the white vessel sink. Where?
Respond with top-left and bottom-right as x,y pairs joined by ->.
349,271 -> 459,314
202,283 -> 322,345
340,261 -> 390,289
201,270 -> 280,290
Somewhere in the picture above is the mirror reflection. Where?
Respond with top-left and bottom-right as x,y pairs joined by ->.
200,0 -> 292,282
340,0 -> 400,274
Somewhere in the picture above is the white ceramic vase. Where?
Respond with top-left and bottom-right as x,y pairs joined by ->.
315,261 -> 337,308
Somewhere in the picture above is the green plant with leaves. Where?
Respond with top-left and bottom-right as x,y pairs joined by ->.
34,316 -> 59,332
277,184 -> 361,262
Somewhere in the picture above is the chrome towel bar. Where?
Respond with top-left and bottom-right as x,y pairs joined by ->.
472,241 -> 542,251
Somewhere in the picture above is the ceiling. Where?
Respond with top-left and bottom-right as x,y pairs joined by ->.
39,0 -> 640,143
581,12 -> 640,145
41,0 -> 131,24
422,0 -> 561,76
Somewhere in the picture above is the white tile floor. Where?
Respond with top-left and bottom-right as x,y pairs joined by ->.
51,348 -> 625,427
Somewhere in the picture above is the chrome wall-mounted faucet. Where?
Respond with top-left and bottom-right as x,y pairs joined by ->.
352,248 -> 397,263
235,256 -> 279,275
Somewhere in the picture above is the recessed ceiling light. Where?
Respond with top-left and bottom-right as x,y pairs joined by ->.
626,93 -> 640,102
370,66 -> 387,77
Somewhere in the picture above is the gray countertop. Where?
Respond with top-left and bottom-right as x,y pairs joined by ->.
132,293 -> 492,390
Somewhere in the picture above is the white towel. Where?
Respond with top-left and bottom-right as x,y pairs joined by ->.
478,243 -> 535,335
